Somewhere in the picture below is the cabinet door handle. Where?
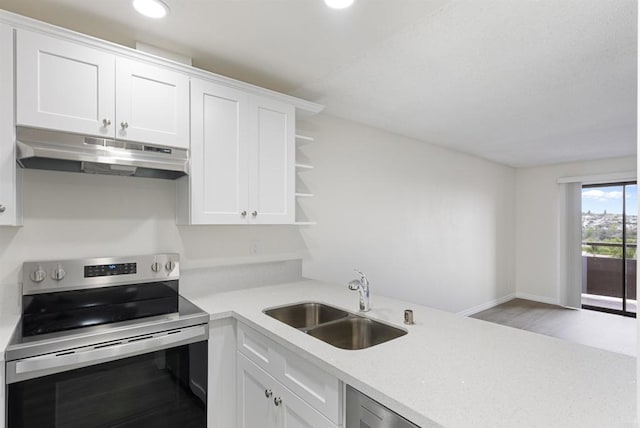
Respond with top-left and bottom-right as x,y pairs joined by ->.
274,397 -> 282,407
251,211 -> 258,217
102,118 -> 111,127
0,205 -> 5,213
264,389 -> 272,398
121,122 -> 129,129
241,211 -> 247,217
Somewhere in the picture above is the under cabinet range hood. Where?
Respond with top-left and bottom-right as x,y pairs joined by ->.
16,127 -> 189,179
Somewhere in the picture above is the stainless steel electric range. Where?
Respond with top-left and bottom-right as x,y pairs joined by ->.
5,254 -> 209,428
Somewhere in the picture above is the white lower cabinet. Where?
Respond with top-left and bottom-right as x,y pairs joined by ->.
208,318 -> 237,428
237,323 -> 341,424
236,322 -> 342,428
237,352 -> 279,428
238,353 -> 337,428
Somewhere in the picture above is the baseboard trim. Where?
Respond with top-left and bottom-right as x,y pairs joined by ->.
457,293 -> 516,317
515,292 -> 560,306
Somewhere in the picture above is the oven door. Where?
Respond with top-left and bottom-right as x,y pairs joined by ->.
6,325 -> 208,428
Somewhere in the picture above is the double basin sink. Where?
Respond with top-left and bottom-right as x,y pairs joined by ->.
263,302 -> 407,350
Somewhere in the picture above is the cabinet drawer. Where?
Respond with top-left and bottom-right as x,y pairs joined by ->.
237,320 -> 278,373
237,322 -> 341,425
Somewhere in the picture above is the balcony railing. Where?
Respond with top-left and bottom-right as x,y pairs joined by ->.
582,241 -> 637,249
581,241 -> 636,300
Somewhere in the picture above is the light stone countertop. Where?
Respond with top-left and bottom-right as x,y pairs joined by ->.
183,279 -> 637,428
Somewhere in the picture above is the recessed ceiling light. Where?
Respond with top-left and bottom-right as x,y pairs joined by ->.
133,0 -> 169,19
324,0 -> 355,10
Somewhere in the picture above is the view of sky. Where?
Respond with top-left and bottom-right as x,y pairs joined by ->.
582,185 -> 637,215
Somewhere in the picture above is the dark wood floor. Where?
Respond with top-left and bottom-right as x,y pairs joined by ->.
471,299 -> 636,356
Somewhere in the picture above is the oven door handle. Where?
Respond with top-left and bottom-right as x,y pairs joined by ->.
6,324 -> 208,384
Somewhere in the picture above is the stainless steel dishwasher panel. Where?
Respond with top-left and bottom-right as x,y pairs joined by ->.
346,385 -> 420,428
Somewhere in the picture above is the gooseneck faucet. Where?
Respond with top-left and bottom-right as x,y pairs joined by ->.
348,269 -> 371,312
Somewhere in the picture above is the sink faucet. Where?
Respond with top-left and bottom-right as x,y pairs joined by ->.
348,269 -> 371,312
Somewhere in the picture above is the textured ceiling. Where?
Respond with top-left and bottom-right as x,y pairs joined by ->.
0,0 -> 636,167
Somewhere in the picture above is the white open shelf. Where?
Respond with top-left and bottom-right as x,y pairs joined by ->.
295,163 -> 314,170
294,198 -> 314,226
295,134 -> 315,143
295,131 -> 314,225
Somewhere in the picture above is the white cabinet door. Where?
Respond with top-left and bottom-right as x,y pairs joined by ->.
180,80 -> 296,225
249,96 -> 295,224
277,384 -> 337,428
115,57 -> 189,148
189,79 -> 250,224
16,29 -> 115,137
237,353 -> 278,428
238,354 -> 337,428
0,23 -> 20,226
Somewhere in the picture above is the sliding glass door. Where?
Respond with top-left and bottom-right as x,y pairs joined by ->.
581,182 -> 637,317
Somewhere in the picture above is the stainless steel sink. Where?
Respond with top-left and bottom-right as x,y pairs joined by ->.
263,302 -> 350,329
307,317 -> 407,350
263,302 -> 407,350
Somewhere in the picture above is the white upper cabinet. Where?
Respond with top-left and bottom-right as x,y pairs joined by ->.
115,57 -> 189,147
188,79 -> 250,224
181,79 -> 295,225
16,29 -> 116,138
4,12 -> 321,226
0,23 -> 21,226
249,96 -> 295,225
16,29 -> 189,148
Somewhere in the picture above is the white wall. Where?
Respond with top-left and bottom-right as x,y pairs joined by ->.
515,156 -> 636,304
298,115 -> 517,314
1,114 -> 518,316
0,169 -> 309,314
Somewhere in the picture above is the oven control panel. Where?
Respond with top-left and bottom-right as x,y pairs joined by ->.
84,262 -> 137,278
22,254 -> 180,295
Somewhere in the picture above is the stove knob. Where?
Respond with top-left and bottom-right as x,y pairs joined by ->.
151,262 -> 161,272
165,260 -> 176,272
30,266 -> 46,283
52,264 -> 66,281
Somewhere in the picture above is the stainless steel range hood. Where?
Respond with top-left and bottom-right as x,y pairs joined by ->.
16,127 -> 189,180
